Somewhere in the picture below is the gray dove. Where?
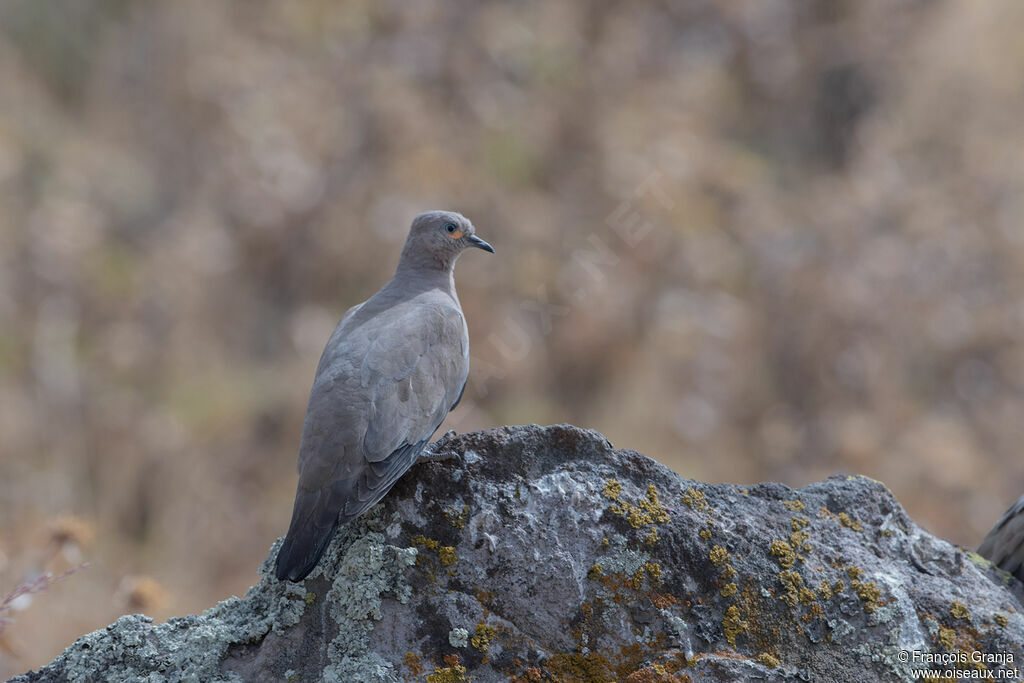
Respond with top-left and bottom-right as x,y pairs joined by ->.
275,210 -> 493,582
978,495 -> 1024,583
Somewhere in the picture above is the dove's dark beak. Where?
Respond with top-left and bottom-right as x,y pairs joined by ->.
467,234 -> 495,253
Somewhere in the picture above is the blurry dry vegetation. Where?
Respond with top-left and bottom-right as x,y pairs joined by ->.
2,0 -> 1024,674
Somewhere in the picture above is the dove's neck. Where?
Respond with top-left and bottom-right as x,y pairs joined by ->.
390,260 -> 458,300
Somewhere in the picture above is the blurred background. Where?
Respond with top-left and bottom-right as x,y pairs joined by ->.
2,0 -> 1024,674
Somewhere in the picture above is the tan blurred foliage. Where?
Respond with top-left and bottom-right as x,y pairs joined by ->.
2,0 -> 1024,674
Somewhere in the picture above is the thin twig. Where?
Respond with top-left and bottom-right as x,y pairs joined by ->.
0,564 -> 89,634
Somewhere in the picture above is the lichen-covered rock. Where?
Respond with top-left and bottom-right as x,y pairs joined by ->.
14,424 -> 1024,682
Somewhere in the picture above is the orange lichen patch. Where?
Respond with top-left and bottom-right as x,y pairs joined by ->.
509,667 -> 544,682
650,593 -> 678,609
802,602 -> 824,622
474,587 -> 494,608
404,652 -> 425,677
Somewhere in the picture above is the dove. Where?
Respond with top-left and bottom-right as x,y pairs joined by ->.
978,494 -> 1024,583
275,210 -> 493,582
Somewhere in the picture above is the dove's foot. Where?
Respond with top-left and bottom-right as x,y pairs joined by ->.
418,445 -> 462,465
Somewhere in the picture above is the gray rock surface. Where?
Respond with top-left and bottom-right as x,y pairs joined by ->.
14,424 -> 1024,682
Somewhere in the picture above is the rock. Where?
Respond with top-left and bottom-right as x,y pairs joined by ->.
14,424 -> 1024,682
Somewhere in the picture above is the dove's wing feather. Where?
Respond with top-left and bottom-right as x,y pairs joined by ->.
979,495 -> 1024,581
275,294 -> 468,581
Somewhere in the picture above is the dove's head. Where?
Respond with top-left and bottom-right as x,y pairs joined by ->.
398,210 -> 494,273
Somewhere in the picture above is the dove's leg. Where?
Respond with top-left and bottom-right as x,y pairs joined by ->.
418,433 -> 462,464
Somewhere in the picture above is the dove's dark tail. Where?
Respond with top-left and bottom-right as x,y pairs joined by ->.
275,487 -> 341,582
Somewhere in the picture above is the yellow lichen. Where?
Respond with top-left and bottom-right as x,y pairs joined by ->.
720,564 -> 737,580
681,487 -> 709,512
850,579 -> 881,613
722,605 -> 747,646
606,482 -> 671,532
304,592 -> 316,605
757,653 -> 780,668
412,535 -> 439,550
588,563 -> 604,580
699,529 -> 712,541
846,566 -> 864,580
438,546 -> 458,567
446,505 -> 469,530
770,540 -> 796,568
631,567 -> 646,589
938,627 -> 956,650
838,512 -> 863,532
789,529 -> 811,552
798,587 -> 817,605
404,652 -> 425,677
720,582 -> 738,597
995,613 -> 1008,627
816,580 -> 833,600
778,570 -> 803,607
950,600 -> 971,621
644,527 -> 660,546
781,499 -> 805,512
709,545 -> 729,566
638,485 -> 671,523
790,517 -> 810,531
426,655 -> 467,683
471,622 -> 497,652
645,562 -> 662,582
603,479 -> 623,501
